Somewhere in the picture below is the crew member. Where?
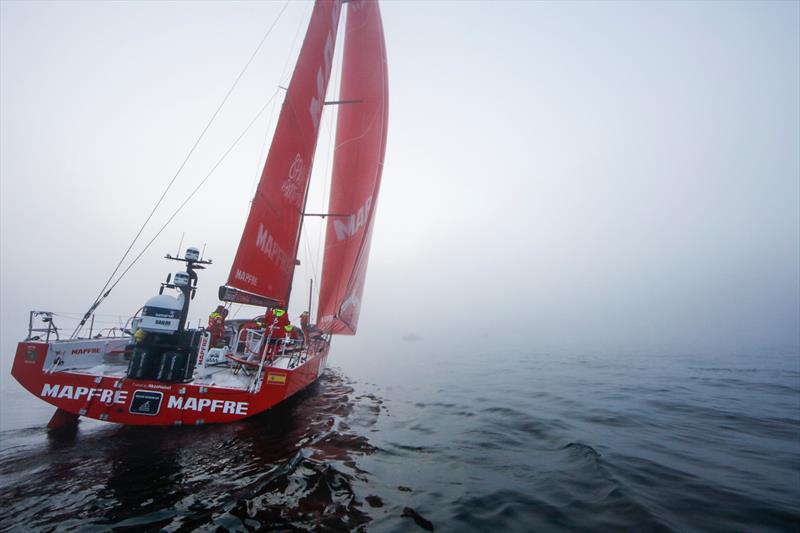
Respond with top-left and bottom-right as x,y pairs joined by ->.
263,306 -> 295,356
299,311 -> 322,335
264,307 -> 290,339
207,305 -> 228,347
282,322 -> 299,341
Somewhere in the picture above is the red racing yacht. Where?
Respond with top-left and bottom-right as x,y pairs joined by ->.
11,0 -> 388,427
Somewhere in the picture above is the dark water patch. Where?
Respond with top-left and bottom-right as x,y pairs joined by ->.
220,453 -> 370,531
365,495 -> 384,508
562,441 -> 600,458
452,490 -> 570,531
401,506 -> 434,531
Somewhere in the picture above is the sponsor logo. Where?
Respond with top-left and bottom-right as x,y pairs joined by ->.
146,383 -> 172,391
235,269 -> 258,287
142,306 -> 180,319
167,395 -> 248,415
39,383 -> 249,417
255,224 -> 293,274
197,333 -> 210,367
155,319 -> 172,326
333,196 -> 373,241
70,347 -> 101,356
281,154 -> 306,208
25,346 -> 38,362
129,390 -> 163,416
40,383 -> 128,404
266,373 -> 287,385
308,2 -> 340,129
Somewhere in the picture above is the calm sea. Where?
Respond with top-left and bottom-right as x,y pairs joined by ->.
1,343 -> 798,532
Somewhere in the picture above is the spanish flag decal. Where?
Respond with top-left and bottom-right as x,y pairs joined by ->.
267,373 -> 287,385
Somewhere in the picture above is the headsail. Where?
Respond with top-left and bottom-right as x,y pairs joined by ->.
317,0 -> 389,335
224,0 -> 342,305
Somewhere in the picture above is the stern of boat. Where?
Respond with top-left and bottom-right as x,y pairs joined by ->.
11,321 -> 331,426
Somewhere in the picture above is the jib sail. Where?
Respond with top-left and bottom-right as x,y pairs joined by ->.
317,0 -> 388,335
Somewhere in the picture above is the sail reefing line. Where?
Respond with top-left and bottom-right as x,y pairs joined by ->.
71,2 -> 294,339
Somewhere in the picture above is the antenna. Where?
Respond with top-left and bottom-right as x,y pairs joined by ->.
176,232 -> 185,257
201,243 -> 207,261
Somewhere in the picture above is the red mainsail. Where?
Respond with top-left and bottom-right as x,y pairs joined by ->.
225,0 -> 342,304
317,0 -> 389,335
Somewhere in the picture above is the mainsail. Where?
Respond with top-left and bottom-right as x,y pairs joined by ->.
225,0 -> 343,305
317,0 -> 389,335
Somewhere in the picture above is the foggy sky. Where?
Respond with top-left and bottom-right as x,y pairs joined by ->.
1,0 -> 798,384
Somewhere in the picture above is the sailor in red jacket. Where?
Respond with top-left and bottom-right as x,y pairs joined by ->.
263,306 -> 299,356
263,307 -> 289,340
207,305 -> 228,347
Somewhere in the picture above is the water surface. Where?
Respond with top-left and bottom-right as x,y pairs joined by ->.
1,347 -> 798,531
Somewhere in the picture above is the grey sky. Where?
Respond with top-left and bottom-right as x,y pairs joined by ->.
1,0 -> 798,381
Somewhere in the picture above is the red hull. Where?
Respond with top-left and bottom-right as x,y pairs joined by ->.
11,341 -> 328,426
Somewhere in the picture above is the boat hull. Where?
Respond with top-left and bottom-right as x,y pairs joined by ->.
11,341 -> 329,426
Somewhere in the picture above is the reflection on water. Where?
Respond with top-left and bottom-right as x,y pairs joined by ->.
1,352 -> 799,532
1,372 -> 380,531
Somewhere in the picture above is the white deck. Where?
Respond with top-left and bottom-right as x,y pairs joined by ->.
65,352 -> 312,392
44,331 -> 327,392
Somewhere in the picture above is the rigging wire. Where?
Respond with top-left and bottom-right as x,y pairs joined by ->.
247,97 -> 277,204
73,90 -> 279,338
100,92 -> 281,303
279,0 -> 313,85
243,2 -> 307,210
71,1 -> 291,338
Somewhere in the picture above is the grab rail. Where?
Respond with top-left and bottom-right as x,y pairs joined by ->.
26,311 -> 59,342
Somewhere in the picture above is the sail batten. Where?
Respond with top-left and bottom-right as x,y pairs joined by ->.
226,0 -> 343,305
317,0 -> 388,335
